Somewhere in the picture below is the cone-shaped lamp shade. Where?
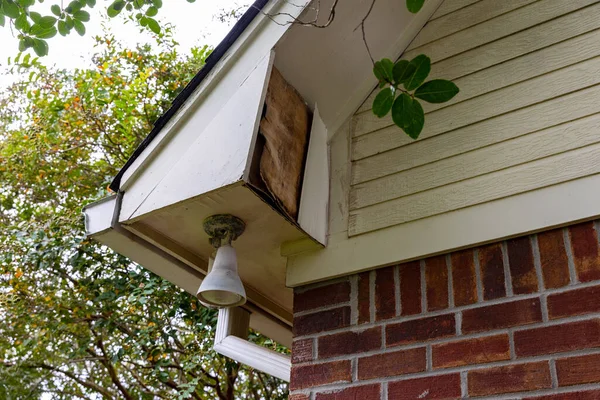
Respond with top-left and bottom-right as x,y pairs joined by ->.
196,245 -> 246,307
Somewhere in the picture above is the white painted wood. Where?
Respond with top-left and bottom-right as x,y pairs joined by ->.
214,308 -> 291,381
430,0 -> 481,20
297,106 -> 329,245
83,195 -> 117,236
349,143 -> 600,235
356,5 -> 600,114
122,53 -> 274,221
408,0 -> 537,51
403,0 -> 598,63
275,0 -> 443,136
353,55 -> 600,147
287,173 -> 600,287
353,84 -> 600,182
350,113 -> 600,209
119,0 -> 310,191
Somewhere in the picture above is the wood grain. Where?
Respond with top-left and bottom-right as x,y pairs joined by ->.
430,0 -> 482,20
350,113 -> 600,209
349,143 -> 600,236
352,84 -> 600,182
357,3 -> 600,114
259,67 -> 311,220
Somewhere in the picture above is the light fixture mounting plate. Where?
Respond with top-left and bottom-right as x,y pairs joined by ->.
203,214 -> 246,247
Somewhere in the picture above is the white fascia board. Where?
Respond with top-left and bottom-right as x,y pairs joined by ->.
118,0 -> 309,196
215,308 -> 291,382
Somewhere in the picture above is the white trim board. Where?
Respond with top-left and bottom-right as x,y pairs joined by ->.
286,173 -> 600,287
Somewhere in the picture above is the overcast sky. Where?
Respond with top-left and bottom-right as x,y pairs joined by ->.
0,0 -> 246,84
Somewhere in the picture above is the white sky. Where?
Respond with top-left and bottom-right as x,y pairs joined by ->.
0,0 -> 247,85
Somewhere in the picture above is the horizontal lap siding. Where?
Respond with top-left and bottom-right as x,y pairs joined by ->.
349,0 -> 600,237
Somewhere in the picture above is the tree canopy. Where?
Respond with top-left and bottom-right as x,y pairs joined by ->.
0,28 -> 288,399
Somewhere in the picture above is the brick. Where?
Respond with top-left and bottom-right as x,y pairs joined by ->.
524,389 -> 600,399
479,243 -> 507,300
538,229 -> 570,289
315,384 -> 380,400
507,236 -> 538,294
375,266 -> 395,321
293,307 -> 351,337
292,339 -> 313,364
357,272 -> 370,324
556,353 -> 600,386
468,361 -> 551,396
294,281 -> 351,313
432,334 -> 510,369
358,347 -> 426,380
289,394 -> 310,400
388,374 -> 461,400
515,319 -> 600,357
451,249 -> 478,306
318,327 -> 381,359
290,360 -> 351,390
425,255 -> 449,311
400,261 -> 421,316
386,314 -> 455,347
569,221 -> 600,282
462,298 -> 542,334
548,284 -> 600,319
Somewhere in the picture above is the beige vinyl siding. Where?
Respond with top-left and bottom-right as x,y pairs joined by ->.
349,0 -> 600,236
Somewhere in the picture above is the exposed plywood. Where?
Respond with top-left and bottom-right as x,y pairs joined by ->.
258,68 -> 311,220
353,55 -> 600,147
357,4 -> 600,114
352,84 -> 600,182
349,143 -> 600,235
351,113 -> 600,209
408,0 -> 537,50
403,0 -> 598,62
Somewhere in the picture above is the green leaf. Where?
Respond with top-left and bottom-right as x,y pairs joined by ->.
415,79 -> 459,103
73,19 -> 85,35
18,38 -> 27,52
29,11 -> 41,22
3,1 -> 21,18
35,26 -> 57,39
107,0 -> 125,17
32,38 -> 48,56
373,58 -> 394,84
406,0 -> 425,13
0,14 -> 5,27
38,16 -> 56,28
404,54 -> 430,91
152,0 -> 162,7
65,0 -> 82,13
73,10 -> 89,21
57,20 -> 68,35
145,6 -> 158,16
372,87 -> 395,118
85,0 -> 96,6
392,59 -> 415,85
50,4 -> 61,16
14,14 -> 29,30
146,17 -> 160,34
133,0 -> 144,9
392,93 -> 424,139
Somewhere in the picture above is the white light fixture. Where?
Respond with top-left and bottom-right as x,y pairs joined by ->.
197,214 -> 247,308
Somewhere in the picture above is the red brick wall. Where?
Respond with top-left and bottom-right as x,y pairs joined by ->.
289,221 -> 600,399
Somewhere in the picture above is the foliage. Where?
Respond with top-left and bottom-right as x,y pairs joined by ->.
0,0 -> 195,56
371,54 -> 459,139
0,29 -> 288,399
371,1 -> 459,139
